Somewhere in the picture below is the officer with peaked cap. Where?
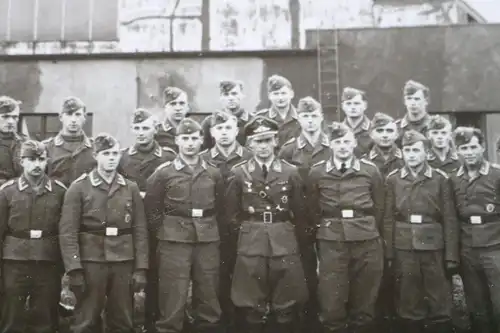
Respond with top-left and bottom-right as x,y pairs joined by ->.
59,133 -> 149,333
0,140 -> 66,333
145,118 -> 224,333
43,96 -> 96,187
155,87 -> 190,151
226,116 -> 308,333
426,115 -> 460,174
384,130 -> 457,333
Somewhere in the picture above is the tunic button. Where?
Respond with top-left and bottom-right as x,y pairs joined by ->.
266,206 -> 271,210
265,186 -> 270,190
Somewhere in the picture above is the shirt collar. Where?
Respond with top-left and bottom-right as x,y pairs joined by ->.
210,143 -> 244,159
173,156 -> 207,171
297,132 -> 330,149
369,146 -> 402,159
248,158 -> 282,173
400,164 -> 433,179
326,157 -> 360,173
343,116 -> 370,132
128,142 -> 162,157
400,114 -> 430,129
427,148 -> 459,161
457,160 -> 490,177
89,170 -> 126,187
18,175 -> 52,192
54,133 -> 92,148
268,105 -> 297,120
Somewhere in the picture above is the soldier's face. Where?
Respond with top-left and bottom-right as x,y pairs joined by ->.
402,141 -> 427,168
268,87 -> 294,109
298,109 -> 323,133
210,119 -> 238,147
249,135 -> 277,160
132,118 -> 156,145
341,95 -> 367,118
370,122 -> 398,148
404,90 -> 428,120
164,93 -> 189,122
60,109 -> 86,134
94,146 -> 122,172
330,132 -> 357,160
21,152 -> 48,178
457,136 -> 485,166
0,107 -> 20,133
175,132 -> 203,156
220,86 -> 243,110
428,127 -> 452,149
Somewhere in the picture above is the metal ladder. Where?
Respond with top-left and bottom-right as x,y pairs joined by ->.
316,29 -> 340,121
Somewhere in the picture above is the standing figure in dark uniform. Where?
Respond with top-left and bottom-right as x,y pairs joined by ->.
307,122 -> 384,333
44,96 -> 95,187
278,96 -> 330,332
59,133 -> 149,333
384,130 -> 458,333
396,80 -> 432,141
0,140 -> 66,333
201,80 -> 253,150
426,115 -> 460,174
145,118 -> 224,333
226,116 -> 308,333
155,87 -> 190,151
0,96 -> 27,186
200,111 -> 251,330
340,87 -> 373,157
254,75 -> 301,147
450,127 -> 500,333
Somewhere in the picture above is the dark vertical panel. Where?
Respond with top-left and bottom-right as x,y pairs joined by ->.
37,0 -> 63,41
201,0 -> 210,50
0,0 -> 9,41
289,0 -> 300,49
91,0 -> 118,41
64,0 -> 91,41
10,0 -> 36,41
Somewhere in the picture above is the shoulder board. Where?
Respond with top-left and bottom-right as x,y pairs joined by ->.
0,179 -> 15,191
121,147 -> 128,152
434,168 -> 449,179
42,137 -> 54,144
198,149 -> 209,155
360,158 -> 377,167
281,159 -> 296,168
205,160 -> 217,168
231,160 -> 247,170
74,173 -> 88,183
491,163 -> 500,169
162,146 -> 176,153
282,137 -> 296,146
312,160 -> 326,168
54,179 -> 68,190
387,168 -> 399,178
155,161 -> 172,171
254,108 -> 267,115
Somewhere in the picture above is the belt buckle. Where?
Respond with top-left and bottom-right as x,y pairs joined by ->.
410,214 -> 422,224
263,211 -> 273,224
341,209 -> 354,218
470,216 -> 482,225
106,227 -> 118,236
30,230 -> 42,239
192,209 -> 203,218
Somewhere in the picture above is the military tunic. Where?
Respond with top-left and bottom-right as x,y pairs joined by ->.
396,115 -> 431,146
254,106 -> 301,148
0,132 -> 26,185
226,158 -> 308,327
384,165 -> 458,324
155,120 -> 178,152
201,108 -> 253,150
59,170 -> 149,333
450,162 -> 500,328
44,133 -> 96,187
342,116 -> 373,157
0,176 -> 66,333
427,149 -> 461,175
363,146 -> 404,179
144,157 -> 224,333
306,158 -> 384,331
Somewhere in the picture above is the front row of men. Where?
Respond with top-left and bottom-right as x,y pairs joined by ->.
0,99 -> 499,333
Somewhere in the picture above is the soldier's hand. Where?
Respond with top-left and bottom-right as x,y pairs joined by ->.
445,261 -> 459,277
68,270 -> 86,299
132,270 -> 147,293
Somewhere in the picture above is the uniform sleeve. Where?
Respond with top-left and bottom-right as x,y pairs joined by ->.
201,116 -> 214,151
305,168 -> 322,230
0,189 -> 9,263
370,167 -> 385,232
213,169 -> 226,232
277,145 -> 292,163
383,177 -> 395,260
144,169 -> 167,234
289,169 -> 307,227
225,170 -> 242,230
131,182 -> 149,270
59,183 -> 84,273
441,176 -> 459,263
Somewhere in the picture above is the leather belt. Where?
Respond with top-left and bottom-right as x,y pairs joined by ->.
168,208 -> 215,218
395,214 -> 438,224
241,211 -> 290,224
322,208 -> 373,219
6,229 -> 57,239
80,226 -> 133,236
461,215 -> 500,225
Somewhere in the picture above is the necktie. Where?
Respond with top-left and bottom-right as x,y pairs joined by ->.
340,163 -> 347,173
262,164 -> 268,179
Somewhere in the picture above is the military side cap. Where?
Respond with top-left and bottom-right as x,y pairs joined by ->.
297,96 -> 321,114
20,140 -> 46,158
132,108 -> 153,124
245,116 -> 279,139
94,133 -> 118,153
62,96 -> 85,114
454,126 -> 484,147
176,118 -> 202,135
219,80 -> 243,94
210,110 -> 237,127
401,130 -> 428,147
163,87 -> 186,105
403,80 -> 429,96
267,75 -> 292,92
427,115 -> 451,131
328,122 -> 351,140
371,112 -> 395,129
0,96 -> 21,114
341,87 -> 366,101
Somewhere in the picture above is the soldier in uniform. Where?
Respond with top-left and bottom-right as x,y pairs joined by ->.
254,75 -> 301,147
44,96 -> 95,187
226,116 -> 308,333
145,118 -> 224,333
0,140 -> 66,333
396,80 -> 432,141
340,87 -> 373,157
306,122 -> 384,333
450,127 -> 500,333
384,130 -> 458,333
59,133 -> 149,333
201,80 -> 253,150
200,111 -> 252,329
0,96 -> 27,185
426,115 -> 460,174
155,87 -> 190,151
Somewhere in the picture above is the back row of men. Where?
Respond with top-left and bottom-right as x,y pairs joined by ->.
0,75 -> 496,333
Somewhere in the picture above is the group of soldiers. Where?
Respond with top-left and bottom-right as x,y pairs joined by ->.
0,74 -> 498,333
